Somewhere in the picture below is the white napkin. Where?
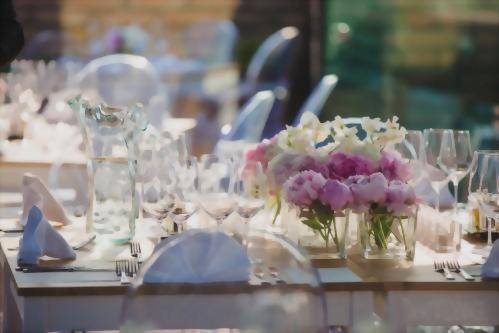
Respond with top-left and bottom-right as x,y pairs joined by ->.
21,173 -> 71,226
482,240 -> 499,278
414,178 -> 454,210
144,229 -> 251,283
17,206 -> 76,265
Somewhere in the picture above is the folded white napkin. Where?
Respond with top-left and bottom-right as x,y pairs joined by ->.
414,178 -> 454,210
21,173 -> 71,226
482,240 -> 499,278
144,229 -> 251,283
17,206 -> 76,265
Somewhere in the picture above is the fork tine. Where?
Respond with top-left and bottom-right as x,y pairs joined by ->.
137,242 -> 141,253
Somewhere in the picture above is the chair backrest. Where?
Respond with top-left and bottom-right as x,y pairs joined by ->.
183,20 -> 239,65
292,74 -> 338,126
73,54 -> 162,107
245,26 -> 300,87
220,90 -> 275,142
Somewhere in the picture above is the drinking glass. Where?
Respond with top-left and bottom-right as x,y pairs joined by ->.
423,129 -> 453,212
236,161 -> 266,224
167,156 -> 199,232
140,131 -> 175,221
198,154 -> 236,225
475,152 -> 499,256
445,131 -> 473,206
396,130 -> 425,185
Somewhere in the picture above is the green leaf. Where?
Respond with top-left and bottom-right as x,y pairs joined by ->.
302,218 -> 323,231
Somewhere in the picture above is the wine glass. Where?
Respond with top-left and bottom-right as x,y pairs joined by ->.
198,154 -> 237,225
167,156 -> 199,233
448,130 -> 473,207
395,130 -> 425,185
236,161 -> 266,225
475,152 -> 499,256
423,128 -> 453,212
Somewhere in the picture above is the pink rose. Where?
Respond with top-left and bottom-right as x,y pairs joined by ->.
346,172 -> 388,211
379,151 -> 412,182
327,152 -> 376,180
283,170 -> 327,207
386,180 -> 417,215
319,180 -> 353,211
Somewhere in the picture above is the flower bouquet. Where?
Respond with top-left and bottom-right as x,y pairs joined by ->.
243,113 -> 419,260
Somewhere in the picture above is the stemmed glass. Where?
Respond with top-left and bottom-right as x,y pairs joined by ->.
167,156 -> 199,233
448,131 -> 473,207
198,154 -> 237,225
236,161 -> 266,225
396,130 -> 425,185
472,152 -> 499,256
423,129 -> 453,212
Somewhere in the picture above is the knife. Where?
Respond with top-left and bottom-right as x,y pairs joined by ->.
22,266 -> 114,273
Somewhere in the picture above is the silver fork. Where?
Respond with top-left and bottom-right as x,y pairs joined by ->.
130,241 -> 142,259
434,260 -> 455,280
115,260 -> 140,284
446,260 -> 475,281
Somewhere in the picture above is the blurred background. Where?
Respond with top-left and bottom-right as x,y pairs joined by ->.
3,0 -> 499,151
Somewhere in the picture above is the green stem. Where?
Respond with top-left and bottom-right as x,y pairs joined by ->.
271,197 -> 281,225
398,216 -> 408,252
332,214 -> 340,250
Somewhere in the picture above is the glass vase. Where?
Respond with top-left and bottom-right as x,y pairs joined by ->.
358,208 -> 418,260
297,209 -> 350,259
69,96 -> 147,245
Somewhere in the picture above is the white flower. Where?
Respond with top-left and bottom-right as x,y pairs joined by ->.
361,117 -> 382,135
277,126 -> 315,153
298,112 -> 332,143
372,116 -> 407,149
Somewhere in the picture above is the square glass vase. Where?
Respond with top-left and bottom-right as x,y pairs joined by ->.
358,209 -> 418,260
298,210 -> 350,259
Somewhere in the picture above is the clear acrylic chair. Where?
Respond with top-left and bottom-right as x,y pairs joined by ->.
73,54 -> 163,107
292,74 -> 338,126
183,20 -> 239,65
219,90 -> 275,143
120,227 -> 328,332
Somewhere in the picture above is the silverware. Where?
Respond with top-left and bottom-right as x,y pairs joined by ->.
434,260 -> 455,280
130,241 -> 142,258
115,259 -> 139,284
447,260 -> 475,281
22,266 -> 114,273
72,234 -> 96,250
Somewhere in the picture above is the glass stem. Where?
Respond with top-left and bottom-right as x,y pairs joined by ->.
453,179 -> 459,215
487,217 -> 493,247
435,187 -> 440,213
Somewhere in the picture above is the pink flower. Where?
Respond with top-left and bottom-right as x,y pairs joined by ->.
327,152 -> 375,180
268,153 -> 328,192
386,180 -> 417,215
379,152 -> 412,182
319,180 -> 353,211
245,141 -> 270,170
346,172 -> 388,211
283,170 -> 327,207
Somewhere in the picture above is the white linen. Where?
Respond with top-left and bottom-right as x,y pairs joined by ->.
144,229 -> 250,283
414,178 -> 454,210
482,240 -> 499,278
21,173 -> 71,226
17,205 -> 76,265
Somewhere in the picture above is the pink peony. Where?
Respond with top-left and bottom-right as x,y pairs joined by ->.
283,170 -> 327,207
319,180 -> 353,211
346,172 -> 388,211
379,151 -> 412,182
327,152 -> 376,180
385,180 -> 417,215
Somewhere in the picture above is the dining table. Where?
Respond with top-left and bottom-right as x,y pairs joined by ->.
0,211 -> 497,333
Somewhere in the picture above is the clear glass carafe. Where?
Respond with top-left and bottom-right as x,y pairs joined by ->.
69,96 -> 147,244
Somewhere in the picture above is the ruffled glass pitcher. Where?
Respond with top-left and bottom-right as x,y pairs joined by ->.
69,96 -> 147,244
